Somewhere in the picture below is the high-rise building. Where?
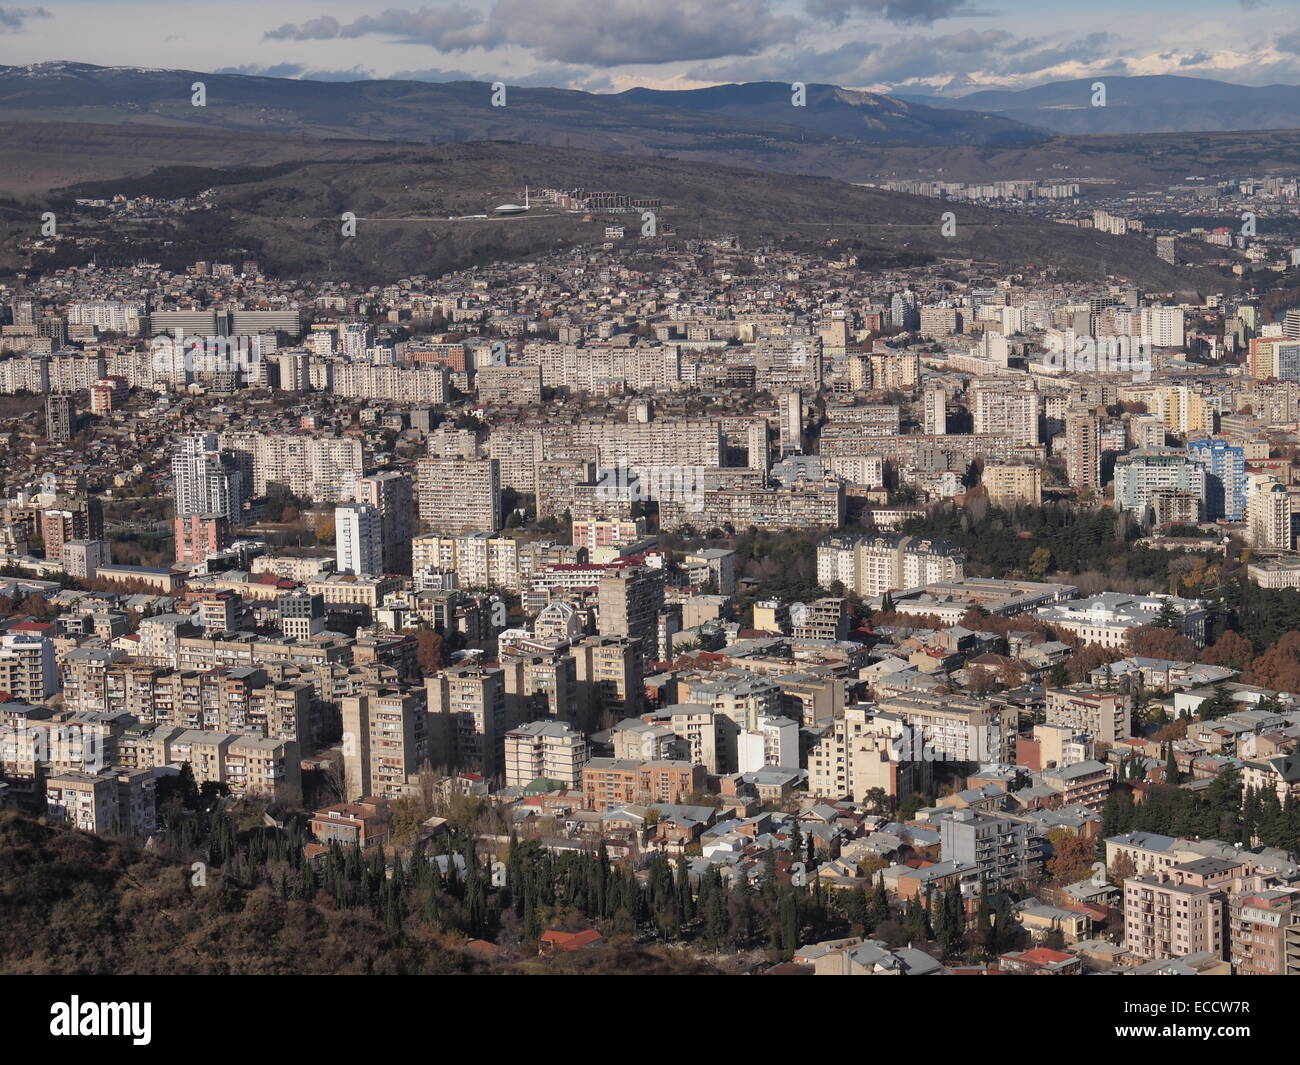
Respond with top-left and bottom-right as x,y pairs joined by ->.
922,386 -> 947,435
1246,475 -> 1293,550
172,432 -> 242,521
355,472 -> 414,573
341,687 -> 429,800
503,720 -> 589,789
41,498 -> 104,562
0,631 -> 58,701
779,391 -> 803,454
1113,448 -> 1207,520
173,514 -> 230,565
218,431 -> 365,504
1187,438 -> 1246,521
335,503 -> 384,577
1141,306 -> 1185,348
45,394 -> 75,442
596,566 -> 665,646
416,457 -> 501,534
569,635 -> 643,726
971,379 -> 1039,445
1064,409 -> 1102,492
426,664 -> 508,776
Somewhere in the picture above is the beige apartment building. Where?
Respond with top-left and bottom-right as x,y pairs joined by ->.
341,687 -> 428,800
982,463 -> 1042,506
425,663 -> 508,777
1045,685 -> 1132,745
1124,870 -> 1224,962
580,757 -> 705,811
416,456 -> 501,534
503,720 -> 590,789
569,635 -> 643,725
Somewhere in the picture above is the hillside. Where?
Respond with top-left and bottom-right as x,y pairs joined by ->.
0,125 -> 1236,291
0,810 -> 720,975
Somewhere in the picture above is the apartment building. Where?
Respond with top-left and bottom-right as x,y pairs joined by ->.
426,664 -> 508,777
1246,475 -> 1293,550
354,472 -> 415,573
172,432 -> 243,521
569,635 -> 643,725
1124,870 -> 1225,963
1039,759 -> 1113,809
875,691 -> 1019,763
1187,437 -> 1246,521
341,687 -> 429,800
939,809 -> 1044,890
982,463 -> 1042,506
0,632 -> 58,702
416,457 -> 501,534
500,648 -> 580,725
580,757 -> 705,811
596,566 -> 665,646
971,378 -> 1039,445
817,533 -> 965,597
659,481 -> 844,531
1064,409 -> 1102,492
807,705 -> 931,801
1113,448 -> 1207,519
1230,889 -> 1300,975
335,503 -> 384,577
503,720 -> 590,789
1045,686 -> 1132,745
219,431 -> 365,503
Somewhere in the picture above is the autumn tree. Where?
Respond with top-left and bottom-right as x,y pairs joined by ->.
1065,642 -> 1125,683
1199,630 -> 1254,673
1045,830 -> 1094,883
1241,631 -> 1300,694
1126,625 -> 1198,662
414,627 -> 448,674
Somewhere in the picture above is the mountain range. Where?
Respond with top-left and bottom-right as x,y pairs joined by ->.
0,62 -> 1047,148
902,75 -> 1300,135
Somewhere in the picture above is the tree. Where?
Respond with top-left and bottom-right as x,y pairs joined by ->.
1151,598 -> 1182,630
1127,624 -> 1197,662
1199,630 -> 1254,673
1028,546 -> 1053,579
1198,684 -> 1238,721
1242,631 -> 1300,693
1046,831 -> 1094,882
1164,741 -> 1181,785
414,627 -> 447,674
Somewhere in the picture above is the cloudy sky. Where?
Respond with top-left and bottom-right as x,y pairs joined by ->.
0,0 -> 1298,95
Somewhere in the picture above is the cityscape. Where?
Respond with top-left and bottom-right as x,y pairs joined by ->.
2,0 -> 1300,1017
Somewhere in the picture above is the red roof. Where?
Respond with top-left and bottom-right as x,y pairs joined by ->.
539,928 -> 603,950
1018,947 -> 1075,965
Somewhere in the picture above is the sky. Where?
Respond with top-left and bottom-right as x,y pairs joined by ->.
0,0 -> 1298,95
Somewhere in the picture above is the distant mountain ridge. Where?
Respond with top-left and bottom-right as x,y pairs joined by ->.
900,75 -> 1300,135
0,61 -> 1047,149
